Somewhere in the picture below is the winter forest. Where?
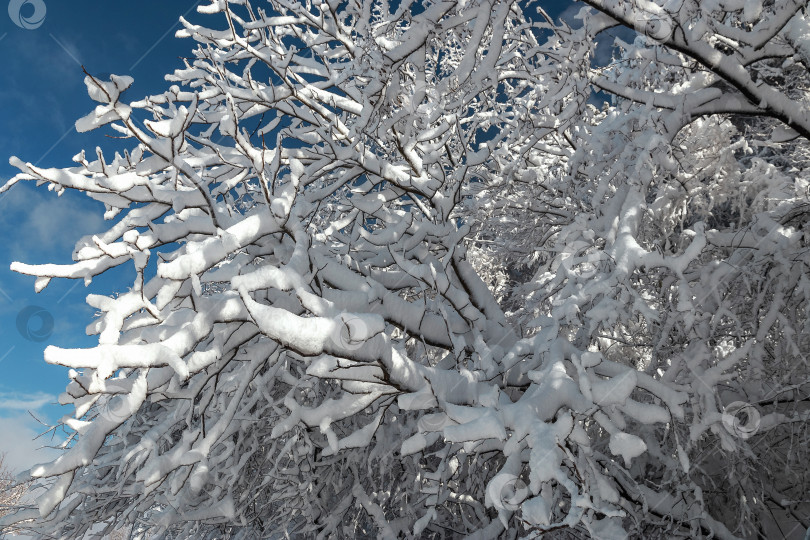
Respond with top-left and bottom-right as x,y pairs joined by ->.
1,0 -> 809,538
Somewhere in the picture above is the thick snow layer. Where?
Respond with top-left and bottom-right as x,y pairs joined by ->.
609,432 -> 647,466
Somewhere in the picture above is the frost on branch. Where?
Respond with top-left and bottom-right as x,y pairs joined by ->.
2,0 -> 810,538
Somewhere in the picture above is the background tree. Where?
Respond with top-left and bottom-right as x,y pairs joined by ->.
0,453 -> 29,534
1,0 -> 809,538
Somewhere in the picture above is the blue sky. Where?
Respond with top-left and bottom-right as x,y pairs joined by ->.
0,1 -> 602,473
0,0 -> 202,471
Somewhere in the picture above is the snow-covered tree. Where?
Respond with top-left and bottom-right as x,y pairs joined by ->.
0,454 -> 28,530
2,0 -> 809,538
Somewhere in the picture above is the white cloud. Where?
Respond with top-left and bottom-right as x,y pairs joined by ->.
0,182 -> 105,261
0,390 -> 62,473
0,391 -> 55,411
27,194 -> 104,250
0,414 -> 58,474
